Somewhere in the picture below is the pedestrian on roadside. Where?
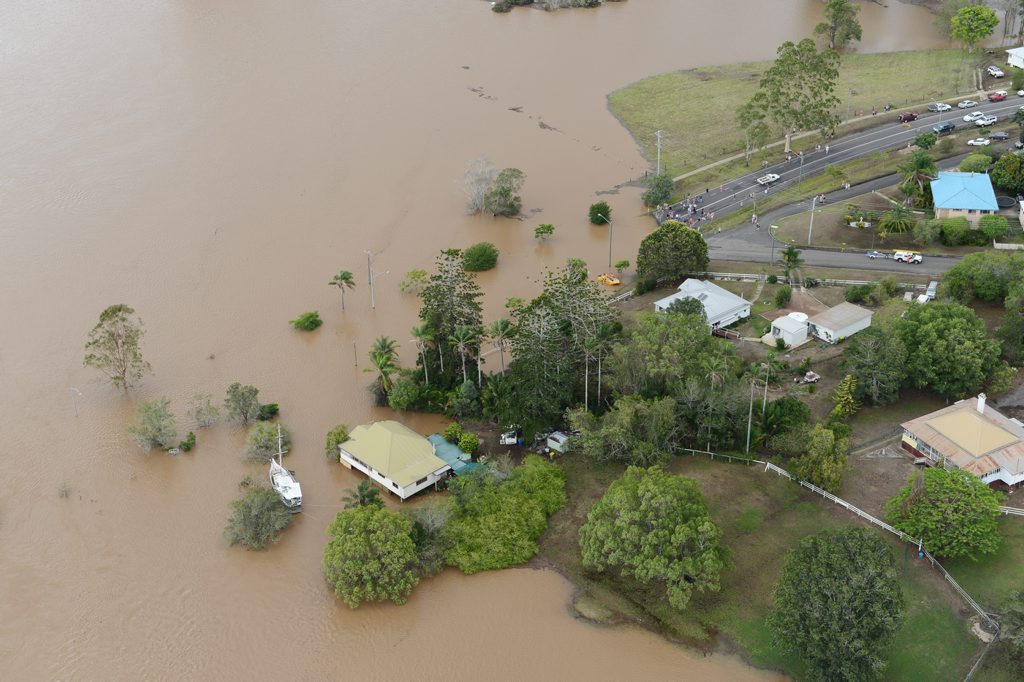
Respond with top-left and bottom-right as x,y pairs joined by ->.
756,222 -> 761,231
816,144 -> 821,152
825,145 -> 829,154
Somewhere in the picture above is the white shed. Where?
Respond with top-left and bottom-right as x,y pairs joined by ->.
653,279 -> 751,329
1008,46 -> 1024,70
807,302 -> 872,344
771,312 -> 808,347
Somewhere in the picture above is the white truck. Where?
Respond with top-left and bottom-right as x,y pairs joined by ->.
546,431 -> 570,454
756,173 -> 780,186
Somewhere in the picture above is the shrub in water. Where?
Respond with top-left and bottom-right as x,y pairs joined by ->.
290,311 -> 323,331
462,242 -> 499,272
179,431 -> 196,452
589,201 -> 611,225
257,403 -> 280,421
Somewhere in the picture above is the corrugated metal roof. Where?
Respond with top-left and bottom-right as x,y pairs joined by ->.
902,398 -> 1024,476
654,278 -> 748,323
340,421 -> 448,487
931,171 -> 998,211
807,302 -> 872,332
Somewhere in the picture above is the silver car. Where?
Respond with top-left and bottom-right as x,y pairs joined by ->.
964,111 -> 986,122
958,100 -> 979,109
927,102 -> 952,112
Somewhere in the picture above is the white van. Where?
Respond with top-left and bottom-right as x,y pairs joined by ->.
894,251 -> 923,264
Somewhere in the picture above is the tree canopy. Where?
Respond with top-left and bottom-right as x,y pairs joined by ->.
990,151 -> 1024,196
886,467 -> 1004,560
793,423 -> 848,493
419,249 -> 484,391
129,396 -> 178,450
942,251 -> 1024,304
225,482 -> 294,550
83,304 -> 152,391
323,505 -> 420,608
950,4 -> 1000,50
568,395 -> 680,466
747,39 -> 841,151
641,173 -> 675,207
635,220 -> 709,285
896,302 -> 1007,400
841,327 -> 907,406
579,466 -> 723,610
769,527 -> 905,682
814,0 -> 863,50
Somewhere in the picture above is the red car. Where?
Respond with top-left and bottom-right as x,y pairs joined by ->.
897,112 -> 918,122
989,91 -> 1008,102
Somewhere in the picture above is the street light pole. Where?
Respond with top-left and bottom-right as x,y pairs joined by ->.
807,196 -> 819,246
655,130 -> 664,175
770,224 -> 778,267
745,378 -> 755,454
69,387 -> 82,417
364,250 -> 389,309
762,363 -> 770,416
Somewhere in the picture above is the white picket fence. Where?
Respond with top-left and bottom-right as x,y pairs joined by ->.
756,460 -> 999,629
1000,505 -> 1024,517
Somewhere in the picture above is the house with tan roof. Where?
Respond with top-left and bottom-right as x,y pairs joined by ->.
901,394 -> 1024,490
338,421 -> 451,500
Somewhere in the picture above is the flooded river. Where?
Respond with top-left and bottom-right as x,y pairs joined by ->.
1,1 -> 946,678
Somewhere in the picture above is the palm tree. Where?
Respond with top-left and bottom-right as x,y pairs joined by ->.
703,354 -> 728,389
411,323 -> 434,386
341,480 -> 383,509
780,245 -> 804,278
898,150 -> 937,207
879,204 -> 913,235
488,318 -> 515,373
451,326 -> 479,384
328,270 -> 356,311
365,335 -> 398,394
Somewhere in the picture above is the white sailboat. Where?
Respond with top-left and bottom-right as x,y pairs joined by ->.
269,424 -> 302,509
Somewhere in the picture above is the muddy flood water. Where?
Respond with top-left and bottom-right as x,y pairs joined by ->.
1,1 -> 948,679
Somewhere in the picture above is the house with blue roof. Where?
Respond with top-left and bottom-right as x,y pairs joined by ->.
931,171 -> 998,226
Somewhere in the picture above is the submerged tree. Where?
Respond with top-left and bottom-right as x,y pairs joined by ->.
328,270 -> 356,311
814,0 -> 863,50
225,481 -> 294,551
128,396 -> 178,450
462,156 -> 497,214
483,168 -> 526,217
419,249 -> 484,389
342,480 -> 384,509
83,304 -> 152,391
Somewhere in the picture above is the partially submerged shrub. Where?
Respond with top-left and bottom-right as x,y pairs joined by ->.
290,311 -> 323,331
463,242 -> 499,272
224,483 -> 294,550
243,422 -> 292,462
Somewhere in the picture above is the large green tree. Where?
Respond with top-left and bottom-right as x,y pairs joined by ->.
747,39 -> 841,152
736,100 -> 771,164
1003,590 -> 1024,657
941,251 -> 1024,303
641,173 -> 675,207
951,4 -> 1000,50
635,220 -> 708,284
323,505 -> 420,608
886,467 -> 1004,560
419,249 -> 484,389
225,482 -> 294,550
814,0 -> 863,50
794,423 -> 848,493
128,396 -> 178,450
83,304 -> 152,391
579,466 -> 724,610
841,328 -> 907,406
483,168 -> 526,217
769,527 -> 905,682
991,152 -> 1024,195
567,395 -> 681,466
896,302 -> 1008,400
999,278 -> 1024,361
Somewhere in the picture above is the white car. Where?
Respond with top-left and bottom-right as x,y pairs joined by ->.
975,115 -> 998,127
756,173 -> 780,186
963,111 -> 986,122
1018,90 -> 1024,97
967,138 -> 991,146
894,251 -> 924,264
958,100 -> 978,109
927,102 -> 952,112
988,65 -> 1005,78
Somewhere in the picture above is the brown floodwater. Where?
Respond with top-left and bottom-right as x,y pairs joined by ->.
0,1 -> 946,678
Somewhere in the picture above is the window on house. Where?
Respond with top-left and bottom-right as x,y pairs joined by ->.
415,477 -> 428,486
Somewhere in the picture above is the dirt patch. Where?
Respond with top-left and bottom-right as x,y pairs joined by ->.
840,443 -> 916,518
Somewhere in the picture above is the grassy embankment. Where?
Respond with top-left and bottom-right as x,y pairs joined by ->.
609,49 -> 977,185
539,455 -> 980,681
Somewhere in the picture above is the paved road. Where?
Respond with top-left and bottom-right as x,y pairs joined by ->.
672,96 -> 1023,275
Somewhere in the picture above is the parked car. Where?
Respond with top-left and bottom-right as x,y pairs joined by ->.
958,100 -> 978,109
926,281 -> 938,300
988,65 -> 1006,78
499,425 -> 522,446
967,138 -> 992,146
964,111 -> 987,122
1016,141 -> 1024,150
927,102 -> 952,112
897,112 -> 918,122
865,250 -> 884,259
933,121 -> 956,135
1018,89 -> 1024,97
989,131 -> 1011,140
795,371 -> 821,385
756,173 -> 780,186
596,273 -> 620,286
894,250 -> 924,264
976,115 -> 999,127
989,91 -> 1008,102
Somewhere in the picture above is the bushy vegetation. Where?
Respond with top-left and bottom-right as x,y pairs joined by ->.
641,173 -> 675,207
128,396 -> 178,450
243,421 -> 292,462
462,242 -> 499,272
225,480 -> 294,550
589,201 -> 611,225
289,311 -> 323,331
324,423 -> 349,460
635,220 -> 709,284
224,382 -> 263,424
774,284 -> 792,307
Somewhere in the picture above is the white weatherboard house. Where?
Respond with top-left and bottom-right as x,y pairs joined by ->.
902,394 -> 1024,491
338,421 -> 450,500
771,312 -> 808,347
653,279 -> 750,329
1008,46 -> 1024,70
807,302 -> 872,344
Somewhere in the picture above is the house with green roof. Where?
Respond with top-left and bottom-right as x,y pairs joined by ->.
931,171 -> 998,227
338,421 -> 451,500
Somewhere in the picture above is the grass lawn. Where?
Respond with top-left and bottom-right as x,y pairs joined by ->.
943,517 -> 1024,613
538,455 -> 981,680
610,49 -> 977,179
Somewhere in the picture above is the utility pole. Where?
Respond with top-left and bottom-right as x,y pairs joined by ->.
598,213 -> 613,269
655,130 -> 664,175
69,387 -> 82,417
363,250 -> 389,309
762,363 -> 770,416
770,225 -> 778,268
807,195 -> 819,246
745,378 -> 755,454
